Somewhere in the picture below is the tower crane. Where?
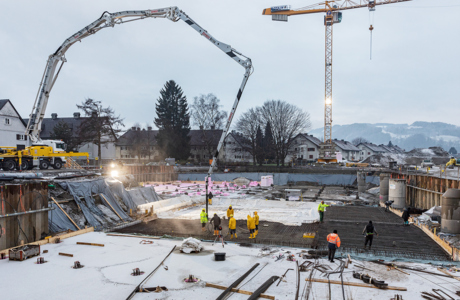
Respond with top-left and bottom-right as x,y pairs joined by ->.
263,0 -> 410,162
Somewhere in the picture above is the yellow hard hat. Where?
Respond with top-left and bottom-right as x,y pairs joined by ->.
230,214 -> 233,217
202,208 -> 205,211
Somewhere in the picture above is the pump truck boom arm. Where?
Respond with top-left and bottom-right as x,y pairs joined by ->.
26,7 -> 252,147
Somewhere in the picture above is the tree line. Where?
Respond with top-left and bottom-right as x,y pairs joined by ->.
50,79 -> 311,166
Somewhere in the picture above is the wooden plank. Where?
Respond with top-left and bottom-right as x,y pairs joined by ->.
0,227 -> 94,255
305,278 -> 407,291
50,197 -> 81,230
106,233 -> 160,239
59,252 -> 73,257
76,242 -> 104,247
437,268 -> 460,281
205,282 -> 275,300
100,194 -> 124,221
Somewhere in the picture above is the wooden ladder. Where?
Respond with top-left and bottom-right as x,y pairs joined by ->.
64,157 -> 83,169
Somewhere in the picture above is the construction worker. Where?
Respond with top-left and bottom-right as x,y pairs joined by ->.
318,201 -> 330,223
363,220 -> 378,250
227,205 -> 234,219
326,230 -> 341,263
229,214 -> 237,239
210,213 -> 221,236
208,192 -> 213,205
200,209 -> 208,232
254,211 -> 259,236
402,207 -> 410,226
247,215 -> 256,239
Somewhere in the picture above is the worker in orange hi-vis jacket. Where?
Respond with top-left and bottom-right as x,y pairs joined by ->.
326,230 -> 341,263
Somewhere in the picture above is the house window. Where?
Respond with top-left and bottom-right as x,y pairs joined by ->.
368,152 -> 370,155
5,118 -> 10,125
309,155 -> 313,159
16,134 -> 27,141
308,148 -> 315,152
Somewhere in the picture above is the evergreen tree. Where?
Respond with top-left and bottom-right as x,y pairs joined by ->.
387,141 -> 394,147
255,125 -> 264,166
154,80 -> 191,160
263,121 -> 275,162
50,120 -> 80,151
449,147 -> 458,155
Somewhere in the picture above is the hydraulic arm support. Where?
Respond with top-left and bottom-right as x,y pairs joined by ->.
26,7 -> 252,146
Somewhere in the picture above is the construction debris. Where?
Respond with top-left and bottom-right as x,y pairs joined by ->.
180,237 -> 203,253
353,271 -> 388,289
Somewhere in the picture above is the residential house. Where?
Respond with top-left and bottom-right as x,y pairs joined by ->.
357,142 -> 388,161
25,112 -> 117,160
0,99 -> 29,147
115,128 -> 227,163
221,131 -> 253,163
289,133 -> 322,162
333,139 -> 360,161
116,127 -> 158,160
189,129 -> 224,163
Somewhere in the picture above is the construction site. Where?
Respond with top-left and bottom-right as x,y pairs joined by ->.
1,1 -> 460,300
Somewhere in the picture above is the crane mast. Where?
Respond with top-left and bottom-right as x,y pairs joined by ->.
263,0 -> 411,162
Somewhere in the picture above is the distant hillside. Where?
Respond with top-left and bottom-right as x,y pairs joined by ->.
309,122 -> 460,152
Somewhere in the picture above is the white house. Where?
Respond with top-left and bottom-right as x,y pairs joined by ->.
221,131 -> 253,163
357,142 -> 387,161
333,139 -> 360,161
289,133 -> 322,162
0,99 -> 29,148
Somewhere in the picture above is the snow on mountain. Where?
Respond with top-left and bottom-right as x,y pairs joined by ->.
309,122 -> 460,152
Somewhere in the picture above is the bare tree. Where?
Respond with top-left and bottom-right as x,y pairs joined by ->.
235,108 -> 262,165
352,137 -> 369,146
190,93 -> 228,159
77,98 -> 124,165
190,93 -> 228,129
257,100 -> 311,166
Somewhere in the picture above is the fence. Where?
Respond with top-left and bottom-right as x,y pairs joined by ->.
0,182 -> 49,251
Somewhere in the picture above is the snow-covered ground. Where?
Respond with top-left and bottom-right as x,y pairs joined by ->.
157,197 -> 328,225
2,232 -> 459,300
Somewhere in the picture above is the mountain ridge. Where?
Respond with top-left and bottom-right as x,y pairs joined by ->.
309,122 -> 460,151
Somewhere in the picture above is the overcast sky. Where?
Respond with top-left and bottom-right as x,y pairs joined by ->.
1,0 -> 459,132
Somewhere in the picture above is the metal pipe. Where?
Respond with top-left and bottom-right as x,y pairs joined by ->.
0,173 -> 43,178
407,185 -> 443,195
0,207 -> 54,218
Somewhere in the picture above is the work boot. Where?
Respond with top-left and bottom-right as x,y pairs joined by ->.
249,234 -> 253,239
369,246 -> 372,250
213,230 -> 217,236
230,234 -> 233,239
363,245 -> 367,250
235,233 -> 237,239
255,230 -> 258,236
